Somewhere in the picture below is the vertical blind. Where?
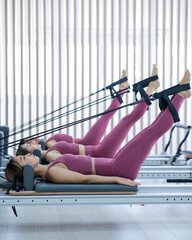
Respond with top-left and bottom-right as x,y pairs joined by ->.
0,0 -> 191,156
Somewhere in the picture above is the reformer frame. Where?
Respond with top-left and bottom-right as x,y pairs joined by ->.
0,185 -> 192,207
144,123 -> 191,166
0,166 -> 192,210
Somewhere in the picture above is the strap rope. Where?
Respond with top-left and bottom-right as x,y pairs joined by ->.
0,82 -> 190,152
0,87 -> 130,142
9,77 -> 128,134
0,96 -> 147,152
9,88 -> 105,133
1,95 -> 111,141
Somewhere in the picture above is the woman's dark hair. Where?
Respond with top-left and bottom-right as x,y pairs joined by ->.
16,144 -> 29,156
5,159 -> 23,182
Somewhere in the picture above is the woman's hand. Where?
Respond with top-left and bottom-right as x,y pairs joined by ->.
116,177 -> 141,186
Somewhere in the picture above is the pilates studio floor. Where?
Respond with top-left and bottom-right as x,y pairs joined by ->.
0,180 -> 192,240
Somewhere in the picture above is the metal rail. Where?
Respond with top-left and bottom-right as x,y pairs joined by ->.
0,185 -> 192,206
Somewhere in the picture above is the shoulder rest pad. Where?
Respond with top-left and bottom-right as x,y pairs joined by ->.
35,183 -> 138,193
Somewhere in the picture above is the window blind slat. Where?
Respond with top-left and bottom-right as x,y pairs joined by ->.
0,0 -> 191,156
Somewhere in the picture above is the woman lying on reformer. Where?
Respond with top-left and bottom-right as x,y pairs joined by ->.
16,70 -> 130,154
5,69 -> 191,186
16,65 -> 160,162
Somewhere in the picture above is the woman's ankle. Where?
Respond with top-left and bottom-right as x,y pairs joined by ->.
177,69 -> 191,99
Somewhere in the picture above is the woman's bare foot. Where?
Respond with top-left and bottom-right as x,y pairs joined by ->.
119,69 -> 130,90
146,64 -> 160,95
177,69 -> 191,99
150,63 -> 158,76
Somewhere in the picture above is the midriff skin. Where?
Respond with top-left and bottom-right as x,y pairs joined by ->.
79,144 -> 85,155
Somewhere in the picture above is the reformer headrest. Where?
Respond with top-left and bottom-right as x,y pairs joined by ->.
23,164 -> 34,191
33,148 -> 42,164
39,139 -> 46,150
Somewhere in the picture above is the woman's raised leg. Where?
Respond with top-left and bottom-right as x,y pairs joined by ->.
112,70 -> 191,180
74,70 -> 130,145
88,64 -> 160,157
46,71 -> 129,148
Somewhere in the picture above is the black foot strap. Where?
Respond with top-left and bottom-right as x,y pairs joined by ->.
106,77 -> 128,90
106,76 -> 129,104
132,75 -> 159,106
153,83 -> 190,122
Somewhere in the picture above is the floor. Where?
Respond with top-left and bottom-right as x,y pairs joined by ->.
0,200 -> 192,240
0,178 -> 192,240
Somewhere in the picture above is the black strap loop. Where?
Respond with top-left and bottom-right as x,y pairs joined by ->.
160,93 -> 180,122
107,76 -> 129,104
106,77 -> 128,90
153,83 -> 191,123
109,88 -> 123,104
135,84 -> 152,106
132,75 -> 159,106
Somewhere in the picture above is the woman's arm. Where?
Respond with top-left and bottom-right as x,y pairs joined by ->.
186,153 -> 192,159
47,167 -> 140,186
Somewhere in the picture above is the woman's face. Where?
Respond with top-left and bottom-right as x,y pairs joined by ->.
25,138 -> 40,144
14,153 -> 39,167
22,143 -> 42,154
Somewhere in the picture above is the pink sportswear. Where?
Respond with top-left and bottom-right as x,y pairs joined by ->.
44,95 -> 184,181
46,94 -> 123,146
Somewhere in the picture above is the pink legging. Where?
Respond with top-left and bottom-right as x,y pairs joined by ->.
45,99 -> 149,159
45,95 -> 184,181
107,94 -> 184,180
46,94 -> 123,146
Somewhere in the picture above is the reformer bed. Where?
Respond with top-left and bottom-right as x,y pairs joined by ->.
1,163 -> 192,214
1,149 -> 192,217
1,174 -> 192,217
2,143 -> 192,217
